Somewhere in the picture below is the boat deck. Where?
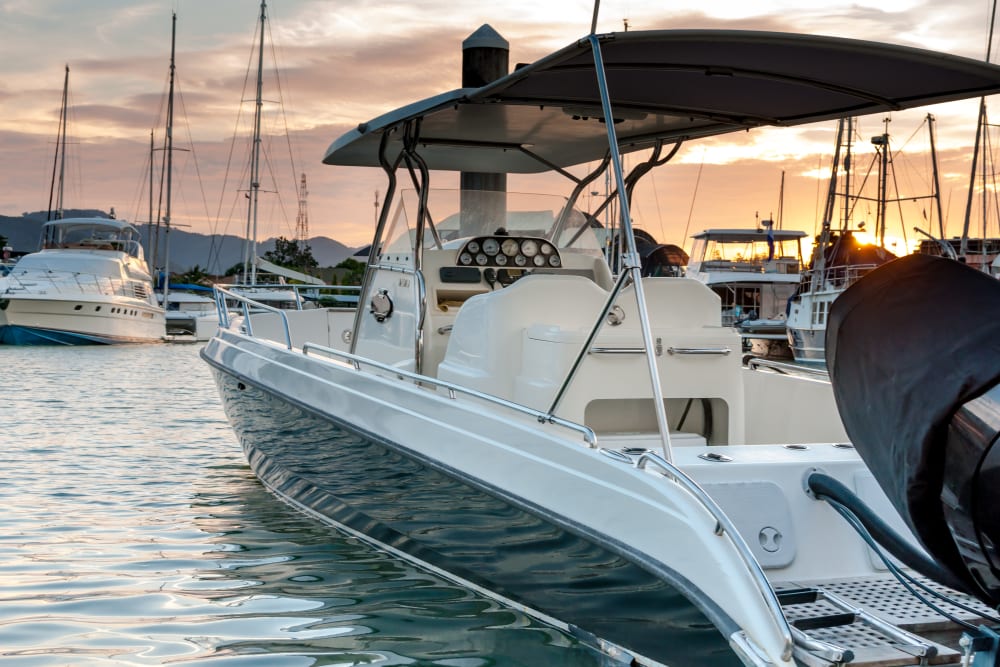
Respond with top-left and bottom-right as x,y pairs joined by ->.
777,575 -> 994,666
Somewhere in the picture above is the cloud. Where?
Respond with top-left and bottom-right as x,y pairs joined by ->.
1,0 -> 999,250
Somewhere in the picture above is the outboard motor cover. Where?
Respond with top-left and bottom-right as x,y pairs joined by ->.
826,253 -> 1000,607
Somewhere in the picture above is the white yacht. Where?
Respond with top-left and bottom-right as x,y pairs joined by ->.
0,217 -> 165,344
161,284 -> 221,341
786,229 -> 895,365
203,28 -> 1000,667
685,226 -> 806,357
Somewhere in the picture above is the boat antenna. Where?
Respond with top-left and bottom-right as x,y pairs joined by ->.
777,171 -> 785,229
590,0 -> 600,34
47,64 -> 69,221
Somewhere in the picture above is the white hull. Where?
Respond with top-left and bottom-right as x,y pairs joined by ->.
0,218 -> 165,345
204,319 -> 986,666
0,293 -> 165,344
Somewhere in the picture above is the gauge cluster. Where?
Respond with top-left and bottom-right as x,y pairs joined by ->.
456,235 -> 562,270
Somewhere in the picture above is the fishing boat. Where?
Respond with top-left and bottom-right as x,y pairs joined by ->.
785,115 -> 943,365
685,225 -> 806,357
204,28 -> 1000,666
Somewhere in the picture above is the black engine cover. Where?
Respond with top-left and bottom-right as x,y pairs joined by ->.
826,253 -> 1000,607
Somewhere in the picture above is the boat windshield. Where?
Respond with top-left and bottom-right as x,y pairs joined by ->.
689,234 -> 803,274
379,189 -> 607,261
41,221 -> 143,258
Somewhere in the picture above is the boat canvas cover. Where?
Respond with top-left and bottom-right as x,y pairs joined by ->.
324,30 -> 1000,172
826,254 -> 1000,598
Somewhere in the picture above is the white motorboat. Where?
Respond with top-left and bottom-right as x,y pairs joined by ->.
685,226 -> 806,357
0,217 -> 165,345
203,29 -> 1000,667
161,284 -> 222,341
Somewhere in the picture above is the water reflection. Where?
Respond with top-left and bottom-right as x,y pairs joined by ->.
0,345 -> 600,666
188,469 -> 600,665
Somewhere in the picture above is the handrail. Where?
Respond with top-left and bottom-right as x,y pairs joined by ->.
214,285 -> 293,349
745,356 -> 828,378
216,282 -> 362,311
5,269 -> 147,299
301,340 -> 598,448
634,450 -> 794,662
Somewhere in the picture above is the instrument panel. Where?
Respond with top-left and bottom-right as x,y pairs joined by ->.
455,235 -> 562,269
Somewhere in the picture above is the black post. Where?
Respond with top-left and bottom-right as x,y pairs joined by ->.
460,25 -> 508,237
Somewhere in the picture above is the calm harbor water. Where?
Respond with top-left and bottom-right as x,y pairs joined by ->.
0,344 -> 602,666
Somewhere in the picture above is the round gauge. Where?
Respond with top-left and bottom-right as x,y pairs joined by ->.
476,253 -> 489,266
533,254 -> 547,267
495,253 -> 508,266
521,239 -> 539,257
482,238 -> 500,255
467,240 -> 480,253
548,254 -> 562,268
459,252 -> 473,265
540,242 -> 554,255
501,238 -> 520,256
514,254 -> 528,267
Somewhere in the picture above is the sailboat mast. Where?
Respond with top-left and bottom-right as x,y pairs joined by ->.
927,113 -> 945,239
47,65 -> 69,221
147,130 -> 155,263
843,118 -> 853,231
875,119 -> 890,247
821,118 -> 844,229
162,11 -> 177,305
961,0 -> 998,260
244,0 -> 267,285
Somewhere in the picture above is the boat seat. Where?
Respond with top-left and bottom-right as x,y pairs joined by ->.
513,278 -> 746,442
436,273 -> 609,401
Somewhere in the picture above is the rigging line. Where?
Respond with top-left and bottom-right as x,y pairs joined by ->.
681,146 -> 706,244
988,118 -> 1000,239
128,132 -> 154,225
212,10 -> 261,235
259,140 -> 296,237
208,18 -> 260,274
174,88 -> 216,270
887,142 -> 909,249
130,72 -> 171,225
265,12 -> 301,207
649,166 -> 666,244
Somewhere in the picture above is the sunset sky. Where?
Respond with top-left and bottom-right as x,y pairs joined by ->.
2,0 -> 1000,261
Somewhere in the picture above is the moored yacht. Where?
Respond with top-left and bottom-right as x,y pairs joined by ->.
685,225 -> 806,357
0,217 -> 165,344
162,283 -> 221,341
203,28 -> 1000,667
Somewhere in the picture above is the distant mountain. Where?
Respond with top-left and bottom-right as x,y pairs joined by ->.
0,211 -> 358,273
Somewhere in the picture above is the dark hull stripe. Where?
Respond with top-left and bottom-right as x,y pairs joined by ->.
207,360 -> 743,667
0,324 -> 155,345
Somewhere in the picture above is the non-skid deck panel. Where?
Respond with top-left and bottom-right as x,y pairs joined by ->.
778,576 -> 995,666
807,576 -> 995,632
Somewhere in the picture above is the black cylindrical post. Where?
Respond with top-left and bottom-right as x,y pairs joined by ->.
460,25 -> 508,237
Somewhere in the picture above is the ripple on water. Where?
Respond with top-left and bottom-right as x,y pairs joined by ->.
0,344 -> 601,666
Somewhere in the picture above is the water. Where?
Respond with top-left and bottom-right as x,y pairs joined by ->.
0,344 -> 602,666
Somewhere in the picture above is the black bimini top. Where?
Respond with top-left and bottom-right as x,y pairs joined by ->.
323,29 -> 1000,173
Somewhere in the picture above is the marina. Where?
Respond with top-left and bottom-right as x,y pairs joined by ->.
5,3 -> 1000,666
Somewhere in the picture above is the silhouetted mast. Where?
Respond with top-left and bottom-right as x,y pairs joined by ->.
47,65 -> 70,221
243,0 -> 267,284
